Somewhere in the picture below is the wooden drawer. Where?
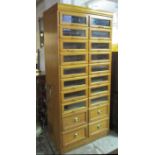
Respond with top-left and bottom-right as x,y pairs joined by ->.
61,64 -> 88,78
62,98 -> 88,115
89,73 -> 110,86
89,52 -> 111,63
61,88 -> 88,103
89,83 -> 110,97
61,76 -> 88,90
60,26 -> 88,39
89,28 -> 111,40
89,62 -> 110,75
60,12 -> 88,27
62,125 -> 88,147
63,111 -> 88,130
89,40 -> 111,51
60,52 -> 88,65
89,94 -> 110,107
60,39 -> 88,52
90,15 -> 112,28
89,119 -> 109,136
89,104 -> 109,122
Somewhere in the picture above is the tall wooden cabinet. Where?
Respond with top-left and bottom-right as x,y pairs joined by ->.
44,3 -> 112,153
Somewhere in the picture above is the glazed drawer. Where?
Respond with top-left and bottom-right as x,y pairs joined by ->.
90,15 -> 112,28
89,119 -> 109,136
89,63 -> 110,75
90,28 -> 111,40
89,94 -> 110,107
89,73 -> 110,86
60,26 -> 88,39
89,40 -> 111,51
61,64 -> 88,78
60,39 -> 88,52
89,52 -> 110,63
62,126 -> 88,147
60,12 -> 88,27
61,88 -> 88,103
63,111 -> 87,130
89,83 -> 110,97
62,98 -> 88,115
61,76 -> 88,90
89,105 -> 109,122
60,52 -> 88,65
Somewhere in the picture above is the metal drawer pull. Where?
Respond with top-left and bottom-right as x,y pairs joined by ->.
97,110 -> 102,114
74,117 -> 79,122
97,124 -> 101,129
74,132 -> 78,137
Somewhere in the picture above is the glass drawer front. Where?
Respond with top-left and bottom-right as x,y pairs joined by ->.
90,63 -> 110,74
90,16 -> 111,28
90,53 -> 110,63
91,85 -> 108,95
92,31 -> 110,38
90,95 -> 109,106
92,43 -> 109,49
90,74 -> 110,85
61,65 -> 87,78
64,43 -> 85,49
60,12 -> 88,26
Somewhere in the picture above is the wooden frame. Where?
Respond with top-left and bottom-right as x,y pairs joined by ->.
60,39 -> 88,52
60,52 -> 88,65
61,76 -> 88,90
60,25 -> 88,39
60,11 -> 88,27
90,15 -> 112,29
89,27 -> 112,40
61,64 -> 88,78
89,52 -> 111,64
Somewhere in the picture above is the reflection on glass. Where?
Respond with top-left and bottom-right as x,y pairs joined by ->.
92,43 -> 109,49
64,90 -> 85,99
63,43 -> 85,49
91,96 -> 108,104
92,65 -> 109,72
91,54 -> 109,61
63,29 -> 86,37
64,67 -> 85,75
63,15 -> 86,24
91,18 -> 110,27
92,31 -> 110,38
64,101 -> 86,111
91,75 -> 109,83
64,79 -> 85,87
64,55 -> 85,62
91,86 -> 108,94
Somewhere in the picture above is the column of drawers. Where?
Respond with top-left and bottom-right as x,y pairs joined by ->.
88,15 -> 112,136
59,12 -> 89,147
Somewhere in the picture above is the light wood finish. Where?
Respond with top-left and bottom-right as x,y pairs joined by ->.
44,3 -> 112,153
89,119 -> 109,136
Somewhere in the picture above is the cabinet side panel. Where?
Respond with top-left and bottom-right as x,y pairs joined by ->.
44,5 -> 61,151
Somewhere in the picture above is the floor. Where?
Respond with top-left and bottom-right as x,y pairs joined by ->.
36,129 -> 118,155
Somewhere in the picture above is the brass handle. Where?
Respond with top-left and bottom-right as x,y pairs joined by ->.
97,124 -> 101,129
74,117 -> 79,122
74,133 -> 78,137
97,110 -> 102,114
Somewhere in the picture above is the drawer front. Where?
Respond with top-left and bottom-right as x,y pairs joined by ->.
61,76 -> 88,90
60,12 -> 88,27
89,52 -> 110,63
89,63 -> 110,75
60,52 -> 88,65
89,119 -> 109,136
89,94 -> 110,107
89,40 -> 111,51
89,73 -> 110,86
89,83 -> 110,97
90,15 -> 112,28
62,88 -> 88,103
62,98 -> 88,115
60,26 -> 88,39
63,111 -> 87,130
89,105 -> 109,122
60,39 -> 88,52
63,126 -> 87,147
61,65 -> 88,78
90,28 -> 111,40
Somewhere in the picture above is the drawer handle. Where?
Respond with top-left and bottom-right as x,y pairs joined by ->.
74,132 -> 78,137
97,124 -> 101,129
97,110 -> 102,114
74,117 -> 79,122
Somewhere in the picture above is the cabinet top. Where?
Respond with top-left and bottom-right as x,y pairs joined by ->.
45,3 -> 113,18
